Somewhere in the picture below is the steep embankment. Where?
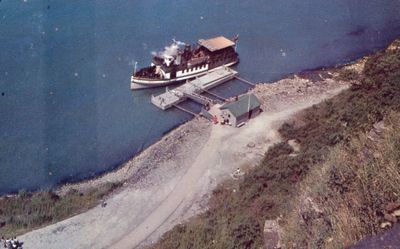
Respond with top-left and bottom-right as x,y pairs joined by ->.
151,38 -> 400,249
281,40 -> 400,248
283,112 -> 400,248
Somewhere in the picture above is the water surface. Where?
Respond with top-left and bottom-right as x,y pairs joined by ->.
1,0 -> 400,194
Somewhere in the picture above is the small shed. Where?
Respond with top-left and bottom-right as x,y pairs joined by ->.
220,93 -> 261,127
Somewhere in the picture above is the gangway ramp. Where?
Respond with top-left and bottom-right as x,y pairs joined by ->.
151,67 -> 238,111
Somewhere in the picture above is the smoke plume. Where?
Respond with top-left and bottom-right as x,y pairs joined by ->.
151,40 -> 185,58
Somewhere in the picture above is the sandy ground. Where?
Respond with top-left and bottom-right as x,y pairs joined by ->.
20,69 -> 350,249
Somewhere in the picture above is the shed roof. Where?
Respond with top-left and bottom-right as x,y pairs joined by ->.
220,94 -> 261,118
198,36 -> 235,52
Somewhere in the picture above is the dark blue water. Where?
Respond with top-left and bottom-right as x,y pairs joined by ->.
1,0 -> 400,194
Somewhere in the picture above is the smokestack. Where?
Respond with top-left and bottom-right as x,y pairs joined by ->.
151,39 -> 185,65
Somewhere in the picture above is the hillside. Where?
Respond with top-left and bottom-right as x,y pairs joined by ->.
150,38 -> 400,249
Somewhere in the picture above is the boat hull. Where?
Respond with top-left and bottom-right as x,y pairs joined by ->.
130,61 -> 238,90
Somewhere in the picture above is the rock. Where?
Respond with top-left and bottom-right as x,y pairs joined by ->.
247,142 -> 256,148
384,213 -> 397,223
288,139 -> 300,152
380,222 -> 392,229
391,209 -> 400,217
372,152 -> 381,159
264,219 -> 283,249
386,202 -> 400,213
352,223 -> 400,248
299,197 -> 323,225
373,121 -> 387,134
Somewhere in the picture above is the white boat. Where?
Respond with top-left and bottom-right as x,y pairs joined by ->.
131,35 -> 239,90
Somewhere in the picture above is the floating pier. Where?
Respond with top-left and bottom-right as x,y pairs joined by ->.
151,67 -> 238,110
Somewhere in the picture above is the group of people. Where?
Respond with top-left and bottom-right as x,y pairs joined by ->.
1,237 -> 23,249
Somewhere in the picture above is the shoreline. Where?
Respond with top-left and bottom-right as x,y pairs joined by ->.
55,68 -> 354,196
56,117 -> 211,196
0,55 -> 367,199
0,50 -> 368,241
5,36 -> 399,248
18,62 -> 355,248
15,47 -> 372,247
55,56 -> 366,195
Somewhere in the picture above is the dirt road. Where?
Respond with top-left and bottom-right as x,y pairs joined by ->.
20,79 -> 348,249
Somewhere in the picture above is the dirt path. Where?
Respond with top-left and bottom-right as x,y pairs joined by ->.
20,77 -> 348,249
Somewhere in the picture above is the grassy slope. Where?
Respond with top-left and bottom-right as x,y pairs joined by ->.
0,182 -> 121,237
283,112 -> 400,248
151,38 -> 400,249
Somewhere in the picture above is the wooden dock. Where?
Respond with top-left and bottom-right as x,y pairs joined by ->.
151,67 -> 238,110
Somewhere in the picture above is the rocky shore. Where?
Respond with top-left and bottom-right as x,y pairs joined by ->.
1,49 -> 375,249
18,57 -> 360,249
55,58 -> 357,197
56,117 -> 211,196
39,57 -> 364,204
253,57 -> 366,112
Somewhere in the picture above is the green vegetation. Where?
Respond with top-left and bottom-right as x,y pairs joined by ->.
283,112 -> 400,248
0,182 -> 121,237
151,38 -> 400,249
